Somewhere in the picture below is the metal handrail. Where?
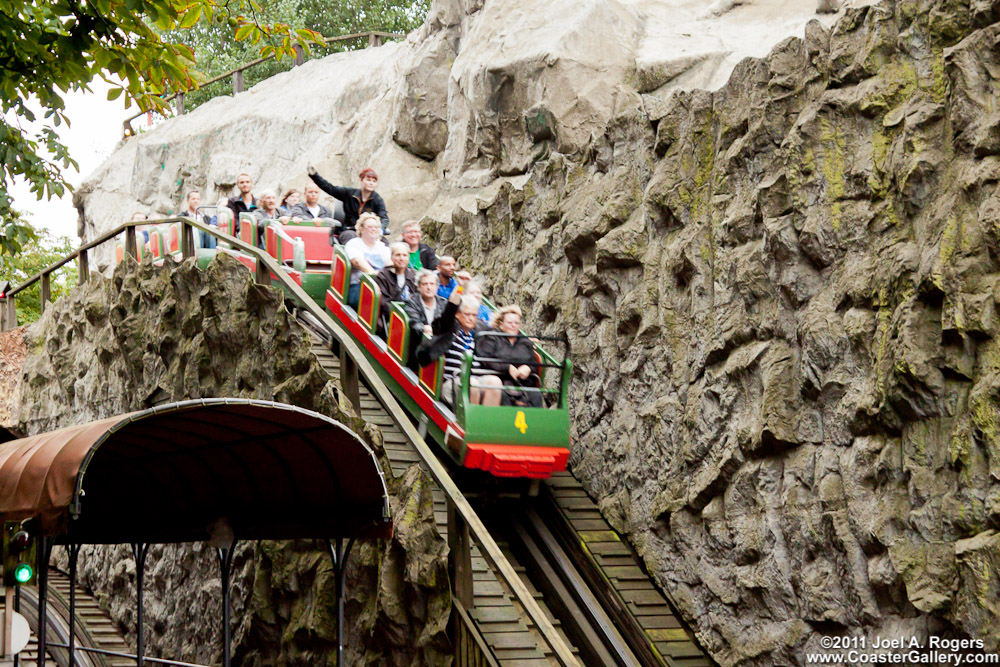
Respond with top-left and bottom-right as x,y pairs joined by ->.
122,30 -> 405,127
1,217 -> 582,667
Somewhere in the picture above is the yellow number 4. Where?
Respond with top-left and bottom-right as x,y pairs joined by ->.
515,410 -> 527,434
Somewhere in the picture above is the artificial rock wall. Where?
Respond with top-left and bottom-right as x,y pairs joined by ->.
67,0 -> 1000,665
428,0 -> 1000,664
8,254 -> 450,667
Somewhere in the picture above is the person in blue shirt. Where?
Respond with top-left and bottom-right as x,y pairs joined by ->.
465,281 -> 492,324
435,255 -> 472,298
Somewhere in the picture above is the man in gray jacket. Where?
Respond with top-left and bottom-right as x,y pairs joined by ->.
290,183 -> 336,226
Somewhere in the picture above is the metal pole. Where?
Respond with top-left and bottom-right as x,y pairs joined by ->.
326,537 -> 355,667
12,585 -> 19,667
37,537 -> 50,667
68,544 -> 81,667
3,587 -> 13,657
131,543 -> 150,667
215,543 -> 237,667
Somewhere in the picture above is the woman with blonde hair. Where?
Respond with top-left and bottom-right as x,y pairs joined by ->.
475,304 -> 542,407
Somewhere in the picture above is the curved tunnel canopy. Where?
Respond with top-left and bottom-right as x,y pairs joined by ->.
0,400 -> 391,544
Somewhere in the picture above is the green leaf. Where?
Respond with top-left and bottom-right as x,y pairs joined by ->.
234,23 -> 254,41
106,87 -> 123,101
179,6 -> 202,30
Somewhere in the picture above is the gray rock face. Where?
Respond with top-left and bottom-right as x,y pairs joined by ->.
15,254 -> 450,666
76,0 -> 851,254
429,1 -> 1000,664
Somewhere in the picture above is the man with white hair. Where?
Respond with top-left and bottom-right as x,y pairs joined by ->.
414,277 -> 503,407
252,189 -> 290,247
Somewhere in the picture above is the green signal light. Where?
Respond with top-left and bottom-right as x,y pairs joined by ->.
13,563 -> 33,584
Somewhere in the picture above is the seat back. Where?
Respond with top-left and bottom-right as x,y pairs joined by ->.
332,198 -> 346,225
357,273 -> 380,335
148,228 -> 166,258
239,212 -> 257,247
418,355 -> 444,400
287,226 -> 332,264
330,245 -> 350,303
534,350 -> 546,384
264,224 -> 284,260
217,209 -> 236,237
387,302 -> 411,365
165,222 -> 180,254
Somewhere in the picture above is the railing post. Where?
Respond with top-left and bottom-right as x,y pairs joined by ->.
447,499 -> 474,609
216,542 -> 237,667
293,44 -> 304,66
368,32 -> 380,47
78,249 -> 89,284
339,345 -> 361,414
176,92 -> 185,115
254,259 -> 270,286
125,226 -> 138,260
0,297 -> 15,331
36,537 -> 51,667
131,543 -> 150,667
233,70 -> 244,94
39,273 -> 50,315
181,221 -> 195,260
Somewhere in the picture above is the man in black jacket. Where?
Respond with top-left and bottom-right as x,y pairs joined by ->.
307,164 -> 389,243
227,173 -> 257,219
404,270 -> 446,368
373,242 -> 418,335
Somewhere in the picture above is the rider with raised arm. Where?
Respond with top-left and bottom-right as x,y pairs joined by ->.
307,165 -> 389,244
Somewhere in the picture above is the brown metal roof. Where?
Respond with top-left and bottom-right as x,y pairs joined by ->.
0,400 -> 391,544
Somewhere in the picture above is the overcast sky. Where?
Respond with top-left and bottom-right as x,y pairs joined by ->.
9,79 -> 138,240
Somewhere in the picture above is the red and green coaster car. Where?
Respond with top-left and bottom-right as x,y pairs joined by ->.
324,245 -> 571,479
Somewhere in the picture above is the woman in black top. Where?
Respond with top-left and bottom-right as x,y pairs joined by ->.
475,305 -> 542,407
306,165 -> 389,243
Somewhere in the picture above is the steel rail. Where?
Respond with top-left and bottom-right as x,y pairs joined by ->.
5,217 -> 582,667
